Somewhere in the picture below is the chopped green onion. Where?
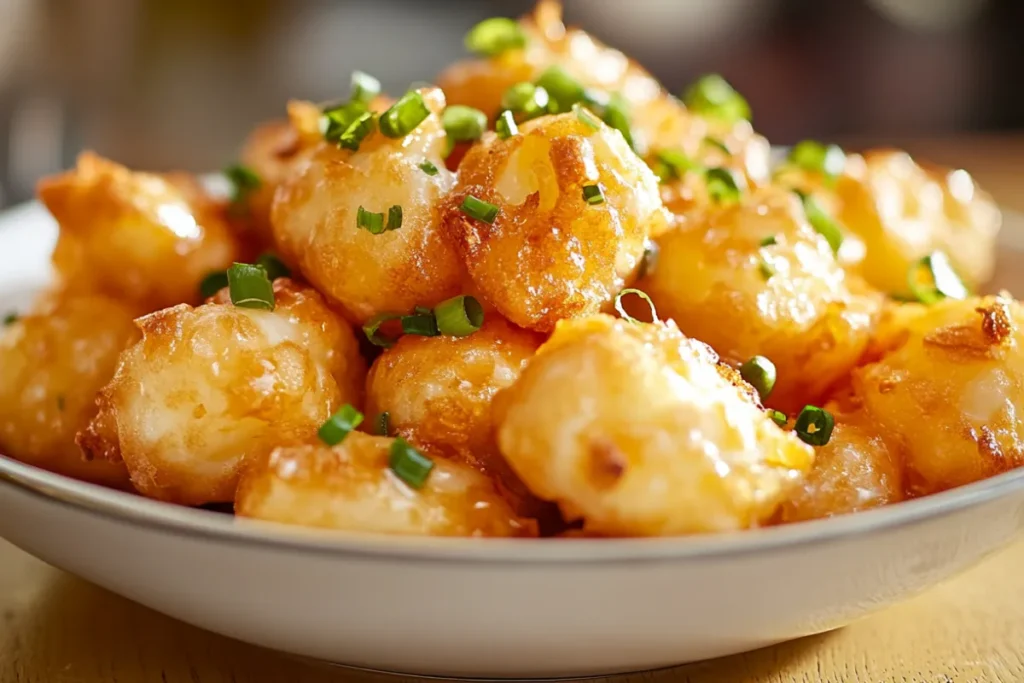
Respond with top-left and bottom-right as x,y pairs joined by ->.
356,206 -> 385,234
637,241 -> 659,280
768,409 -> 788,427
789,141 -> 846,183
443,105 -> 488,142
363,313 -> 403,348
386,205 -> 404,232
705,167 -> 742,203
419,160 -> 439,176
797,192 -> 844,255
653,148 -> 701,183
377,411 -> 391,436
601,94 -> 636,151
501,82 -> 549,120
256,252 -> 290,281
227,263 -> 275,311
794,405 -> 835,446
496,110 -> 519,139
401,312 -> 439,337
536,66 -> 585,113
379,91 -> 431,139
464,17 -> 527,57
760,235 -> 778,247
434,295 -> 484,337
759,259 -> 776,280
414,305 -> 432,316
2,312 -> 17,326
199,271 -> 229,299
459,195 -> 499,224
614,288 -> 658,323
574,103 -> 601,130
907,251 -> 968,304
682,74 -> 751,123
582,184 -> 605,205
320,102 -> 372,147
318,404 -> 364,446
739,355 -> 777,401
703,137 -> 731,154
337,111 -> 377,151
389,437 -> 435,489
350,70 -> 381,105
224,164 -> 261,204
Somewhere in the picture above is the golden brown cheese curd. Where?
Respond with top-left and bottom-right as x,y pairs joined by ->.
440,112 -> 669,332
39,152 -> 239,311
0,294 -> 140,487
78,280 -> 365,505
493,315 -> 814,536
853,295 -> 1024,496
236,432 -> 536,537
638,188 -> 881,411
272,88 -> 464,325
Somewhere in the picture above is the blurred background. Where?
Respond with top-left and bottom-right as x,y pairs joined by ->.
0,0 -> 1021,207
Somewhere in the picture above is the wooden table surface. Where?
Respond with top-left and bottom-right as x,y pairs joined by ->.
2,136 -> 1023,683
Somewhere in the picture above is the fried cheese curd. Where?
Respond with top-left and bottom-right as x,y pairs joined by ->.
236,432 -> 536,537
851,295 -> 1024,496
0,293 -> 140,487
493,315 -> 814,536
271,88 -> 464,325
638,187 -> 882,410
440,112 -> 669,332
78,279 -> 365,505
38,152 -> 239,311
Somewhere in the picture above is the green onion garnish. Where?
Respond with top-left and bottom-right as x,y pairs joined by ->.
338,111 -> 377,151
682,74 -> 751,123
377,411 -> 391,436
768,410 -> 788,427
414,305 -> 432,315
739,355 -> 777,401
759,259 -> 776,280
794,405 -> 835,446
760,235 -> 778,247
363,313 -> 403,348
357,206 -> 385,234
389,437 -> 435,489
573,103 -> 601,130
2,312 -> 17,326
320,102 -> 374,149
318,404 -> 364,446
907,251 -> 968,304
496,110 -> 518,139
224,164 -> 261,204
582,184 -> 605,205
443,105 -> 488,143
227,263 -> 275,311
703,137 -> 731,154
419,160 -> 439,176
614,288 -> 658,323
706,167 -> 742,203
379,91 -> 431,139
637,241 -> 659,280
464,17 -> 527,57
350,70 -> 381,105
653,148 -> 701,183
386,205 -> 403,232
501,82 -> 549,120
796,191 -> 843,255
536,66 -> 585,113
789,141 -> 846,183
459,195 -> 499,224
434,295 -> 484,337
256,252 -> 290,281
401,312 -> 439,337
601,94 -> 635,151
199,271 -> 229,299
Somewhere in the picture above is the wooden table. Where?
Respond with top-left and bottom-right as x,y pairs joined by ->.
2,137 -> 1023,683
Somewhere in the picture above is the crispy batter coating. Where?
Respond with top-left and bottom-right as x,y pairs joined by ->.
638,187 -> 881,410
0,293 -> 140,487
38,152 -> 239,311
236,432 -> 537,537
271,88 -> 464,324
440,113 -> 669,332
493,315 -> 814,536
853,295 -> 1024,495
78,280 -> 365,505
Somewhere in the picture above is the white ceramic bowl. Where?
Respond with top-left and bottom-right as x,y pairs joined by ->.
2,203 -> 1024,679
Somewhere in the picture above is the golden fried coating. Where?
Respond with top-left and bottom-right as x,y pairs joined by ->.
236,432 -> 537,537
493,315 -> 814,536
271,88 -> 464,325
0,294 -> 140,487
38,152 -> 240,311
440,112 -> 669,332
78,280 -> 365,505
638,187 -> 882,410
853,295 -> 1024,495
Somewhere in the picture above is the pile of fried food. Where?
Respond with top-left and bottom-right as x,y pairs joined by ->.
0,2 -> 1017,538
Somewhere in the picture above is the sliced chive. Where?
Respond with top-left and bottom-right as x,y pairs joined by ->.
320,101 -> 372,147
386,205 -> 403,232
582,184 -> 605,205
574,103 -> 601,130
500,82 -> 549,120
443,105 -> 488,143
796,191 -> 843,255
759,259 -> 776,280
739,355 -> 777,401
337,111 -> 377,151
637,241 -> 660,280
907,251 -> 968,305
377,411 -> 391,436
464,17 -> 527,57
350,70 -> 381,105
356,206 -> 385,234
224,164 -> 261,204
2,312 -> 17,326
434,295 -> 484,337
389,437 -> 435,489
614,288 -> 658,323
379,91 -> 431,139
653,148 -> 701,183
495,110 -> 518,139
768,409 -> 788,427
683,74 -> 751,123
536,65 -> 585,113
789,140 -> 846,183
601,93 -> 635,151
706,167 -> 742,203
227,263 -> 275,311
363,313 -> 403,348
199,270 -> 229,299
401,312 -> 439,337
459,195 -> 499,224
794,405 -> 835,446
414,305 -> 433,316
318,404 -> 364,446
760,235 -> 778,247
256,252 -> 290,281
419,160 -> 439,176
703,136 -> 730,154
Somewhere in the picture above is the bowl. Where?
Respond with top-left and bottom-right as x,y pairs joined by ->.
2,202 -> 1024,679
